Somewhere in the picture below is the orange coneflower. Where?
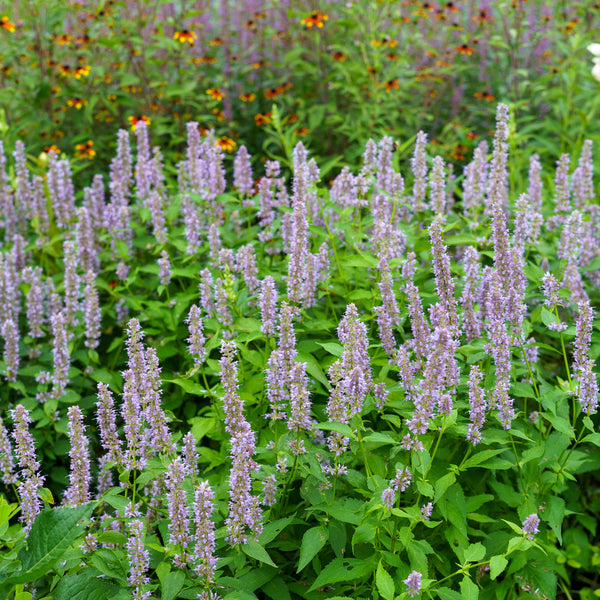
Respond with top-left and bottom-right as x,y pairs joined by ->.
211,108 -> 225,121
295,127 -> 309,136
67,98 -> 88,109
206,88 -> 224,101
173,29 -> 196,44
472,9 -> 492,23
455,43 -> 475,55
1,16 -> 16,33
387,52 -> 400,61
75,140 -> 96,159
385,78 -> 400,91
474,91 -> 495,101
301,11 -> 329,28
239,92 -> 256,102
59,64 -> 72,77
52,33 -> 72,45
332,51 -> 347,61
44,144 -> 61,154
466,131 -> 478,140
265,87 -> 281,99
209,37 -> 223,46
193,56 -> 217,65
284,113 -> 299,125
127,115 -> 151,131
255,112 -> 271,126
215,136 -> 237,153
243,19 -> 256,29
73,65 -> 90,79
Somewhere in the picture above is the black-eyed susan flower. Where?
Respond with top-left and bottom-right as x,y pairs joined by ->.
128,115 -> 151,131
254,112 -> 271,126
44,144 -> 61,154
385,78 -> 400,92
193,56 -> 217,65
211,108 -> 225,121
239,92 -> 256,102
264,87 -> 281,99
209,37 -> 223,46
1,16 -> 16,33
59,64 -> 72,77
215,136 -> 237,153
332,51 -> 347,61
73,65 -> 91,79
251,60 -> 265,69
75,140 -> 96,159
472,9 -> 492,23
455,44 -> 475,55
173,29 -> 196,44
301,11 -> 329,28
67,98 -> 88,109
295,127 -> 309,136
474,92 -> 495,101
206,88 -> 224,101
284,113 -> 299,125
52,33 -> 72,45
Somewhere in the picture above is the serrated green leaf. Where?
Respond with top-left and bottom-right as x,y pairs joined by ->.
375,561 -> 395,600
489,555 -> 508,580
460,575 -> 479,599
243,540 -> 277,568
161,570 -> 185,600
436,587 -> 462,600
297,526 -> 328,572
259,516 -> 294,545
316,422 -> 357,440
53,571 -> 121,600
7,503 -> 95,584
307,558 -> 375,593
461,450 -> 504,470
546,496 -> 565,544
464,542 -> 485,562
434,472 -> 456,501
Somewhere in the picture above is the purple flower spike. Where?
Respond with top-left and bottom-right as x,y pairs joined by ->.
404,570 -> 422,596
522,513 -> 540,540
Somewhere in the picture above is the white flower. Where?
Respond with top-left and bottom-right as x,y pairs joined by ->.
587,43 -> 600,56
587,44 -> 600,81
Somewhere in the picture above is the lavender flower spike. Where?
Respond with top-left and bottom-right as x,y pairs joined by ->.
186,304 -> 206,367
404,570 -> 422,596
522,513 -> 540,540
126,519 -> 151,600
193,481 -> 218,582
65,405 -> 91,506
0,415 -> 16,484
166,457 -> 191,567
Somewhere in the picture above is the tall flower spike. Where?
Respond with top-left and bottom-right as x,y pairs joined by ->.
259,276 -> 278,337
96,382 -> 124,464
2,318 -> 19,382
83,270 -> 101,349
233,145 -> 253,199
186,304 -> 206,367
166,457 -> 191,567
11,405 -> 45,532
411,131 -> 428,212
219,341 -> 262,545
126,519 -> 150,600
0,415 -> 16,484
429,219 -> 458,333
466,365 -> 487,445
193,481 -> 218,583
65,405 -> 91,506
486,103 -> 510,212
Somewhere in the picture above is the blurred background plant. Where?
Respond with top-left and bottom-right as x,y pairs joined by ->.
0,0 -> 599,182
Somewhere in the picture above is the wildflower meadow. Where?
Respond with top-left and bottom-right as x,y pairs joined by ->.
1,2 -> 600,600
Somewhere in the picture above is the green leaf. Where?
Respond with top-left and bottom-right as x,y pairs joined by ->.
307,558 -> 375,593
543,413 -> 575,438
546,496 -> 565,545
243,540 -> 277,568
464,542 -> 485,562
434,472 -> 456,501
375,561 -> 395,600
53,571 -> 121,600
315,341 -> 343,356
7,503 -> 95,584
436,587 -> 462,600
582,432 -> 600,446
161,571 -> 185,600
316,422 -> 357,440
460,450 -> 504,470
459,575 -> 479,600
297,526 -> 328,572
489,555 -> 508,580
259,516 -> 295,545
